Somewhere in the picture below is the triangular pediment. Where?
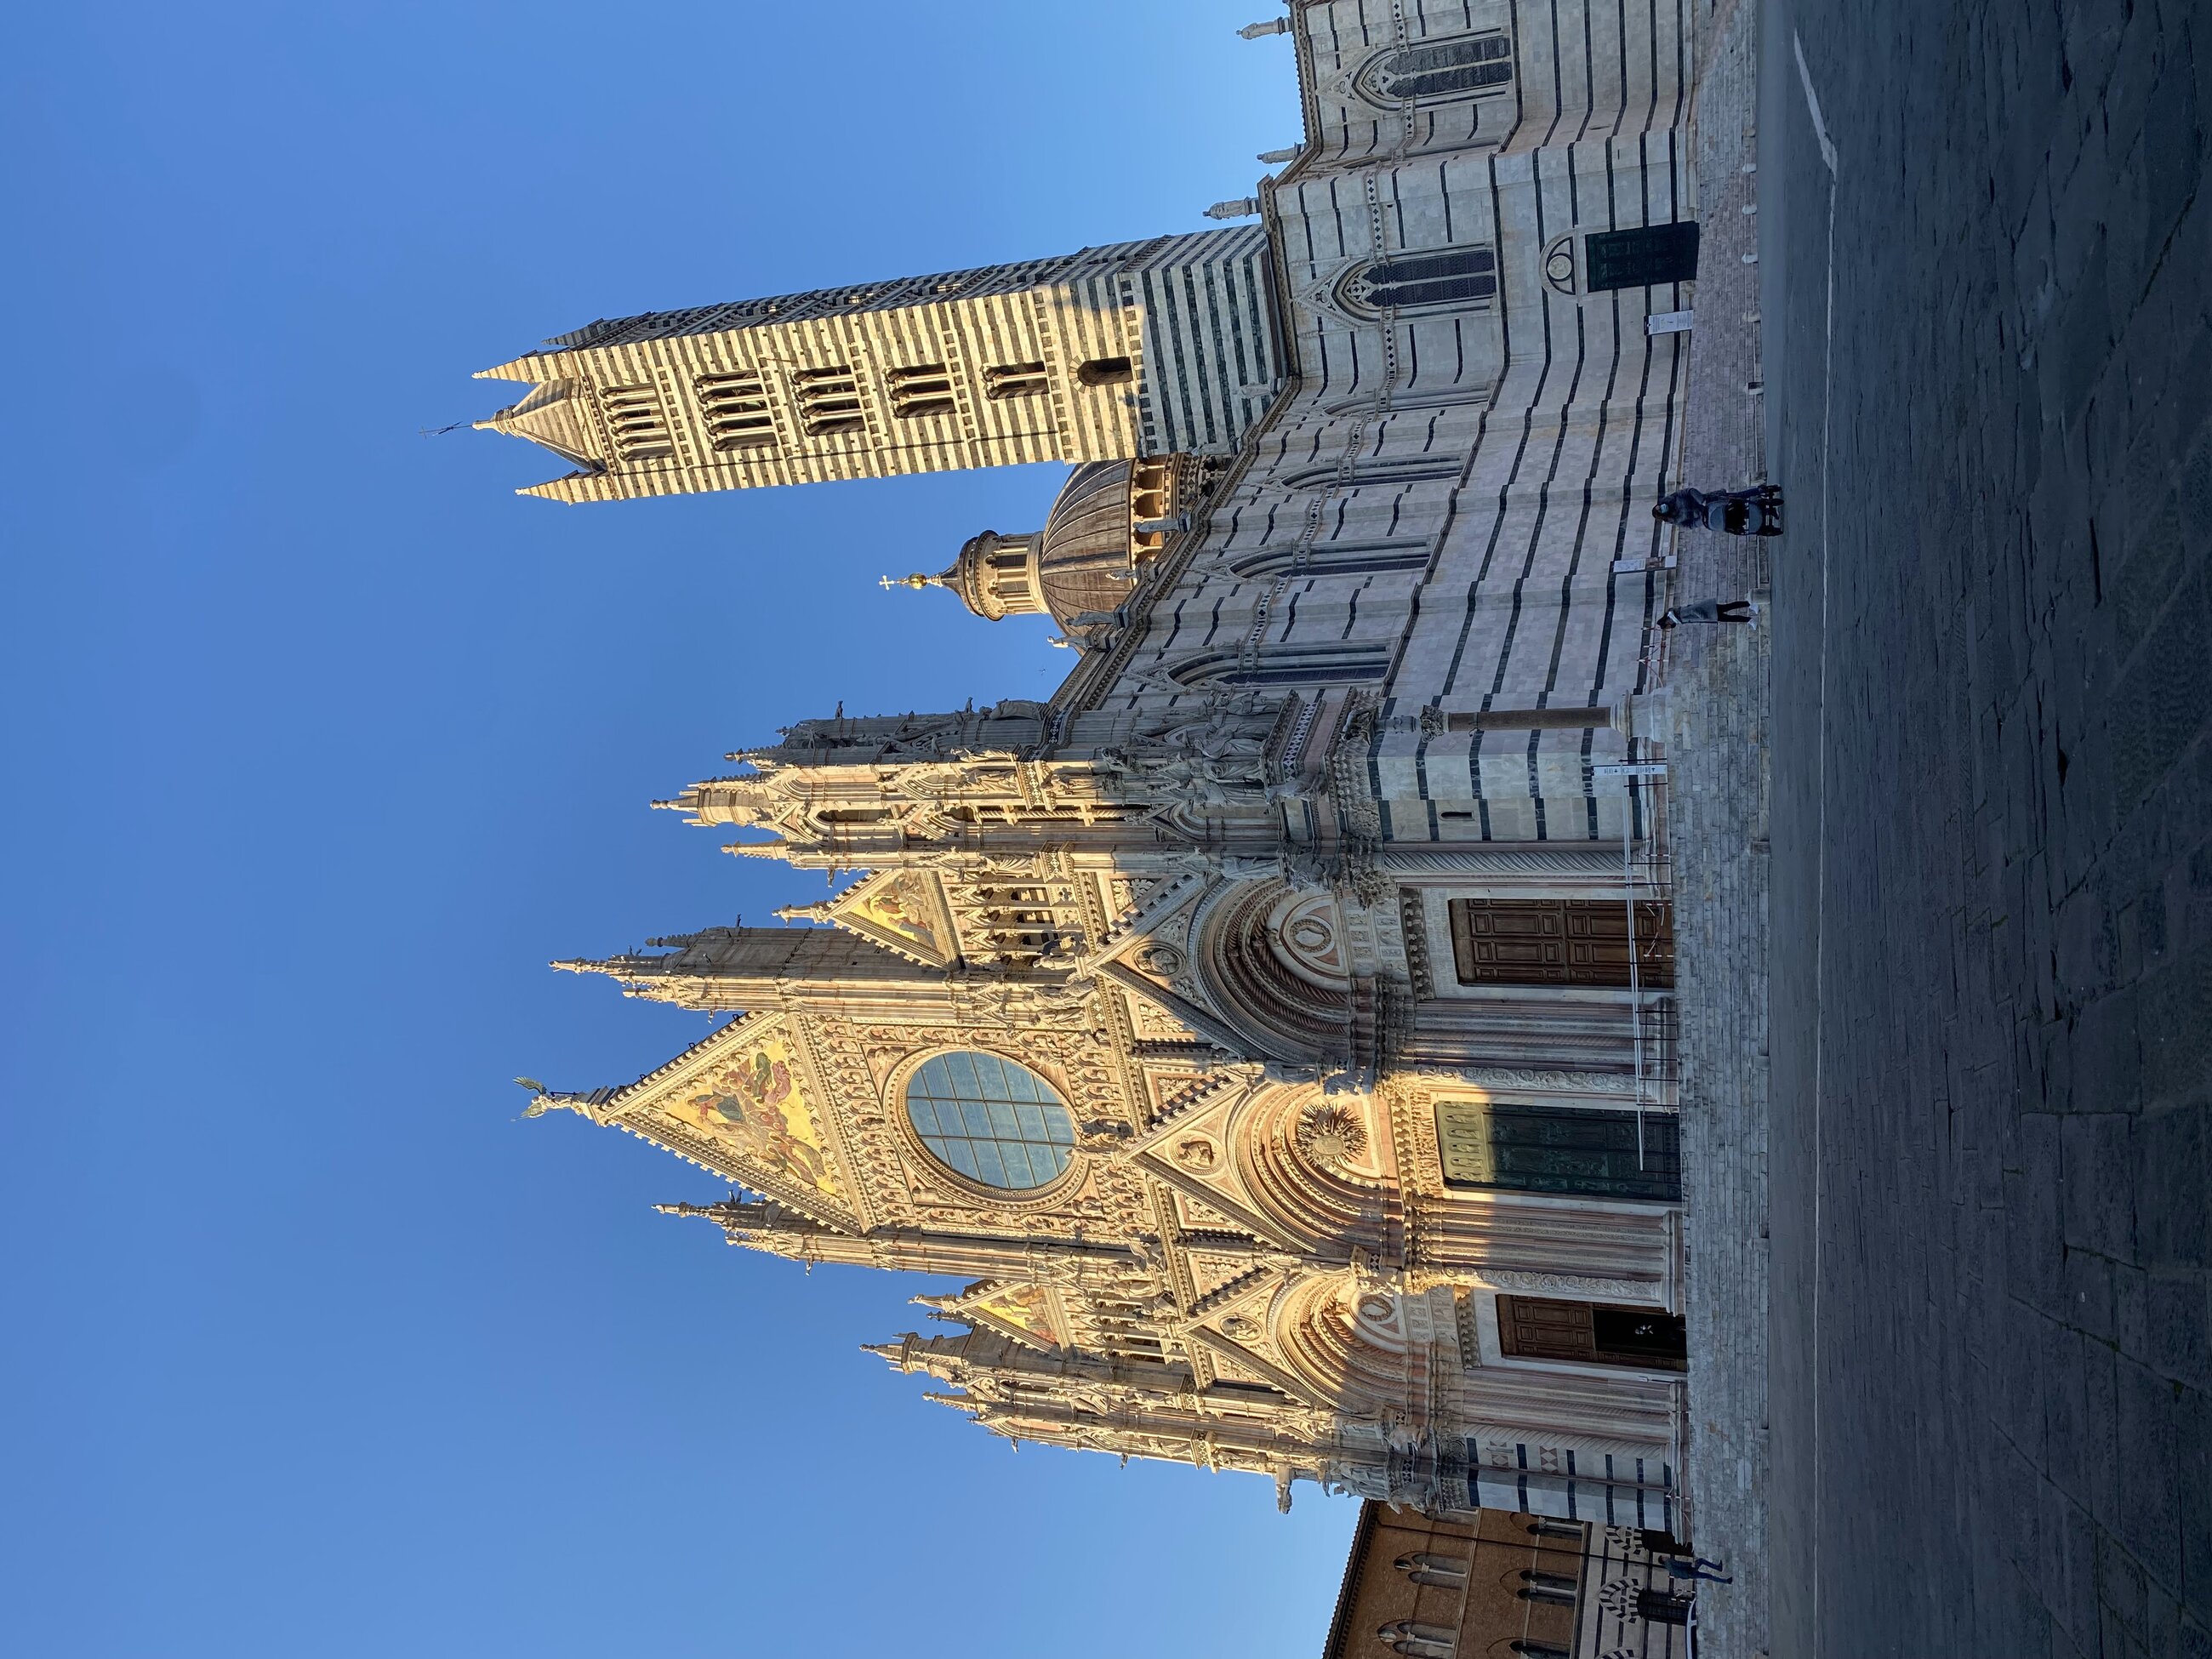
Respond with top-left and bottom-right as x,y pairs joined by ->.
925,1280 -> 1064,1352
599,1012 -> 862,1230
1123,1075 -> 1303,1250
826,868 -> 958,966
1185,1250 -> 1260,1303
1182,1270 -> 1328,1406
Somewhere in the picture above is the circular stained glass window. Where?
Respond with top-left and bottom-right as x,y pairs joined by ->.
905,1052 -> 1077,1190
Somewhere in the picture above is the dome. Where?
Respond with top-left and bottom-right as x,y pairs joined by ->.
903,458 -> 1189,639
1032,460 -> 1141,629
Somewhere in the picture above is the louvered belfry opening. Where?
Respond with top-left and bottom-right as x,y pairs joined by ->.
791,365 -> 864,435
983,361 -> 1051,401
694,370 -> 776,450
887,362 -> 957,419
596,384 -> 673,461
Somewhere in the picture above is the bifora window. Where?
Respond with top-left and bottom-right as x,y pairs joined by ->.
905,1052 -> 1077,1190
1369,33 -> 1513,100
1342,248 -> 1497,313
984,362 -> 1052,400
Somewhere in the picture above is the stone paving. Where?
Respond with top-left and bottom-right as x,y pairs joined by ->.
1667,3 -> 1775,1657
1759,0 -> 2212,1654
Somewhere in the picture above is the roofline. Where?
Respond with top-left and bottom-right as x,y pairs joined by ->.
1320,1500 -> 1381,1659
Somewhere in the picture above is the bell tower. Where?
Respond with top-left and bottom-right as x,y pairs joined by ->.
476,228 -> 1281,503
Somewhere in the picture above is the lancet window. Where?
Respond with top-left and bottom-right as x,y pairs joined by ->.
1339,247 -> 1498,315
791,366 -> 866,435
1228,539 -> 1433,579
1278,455 -> 1464,489
1365,32 -> 1514,100
694,370 -> 777,450
1172,645 -> 1392,688
1080,1296 -> 1167,1361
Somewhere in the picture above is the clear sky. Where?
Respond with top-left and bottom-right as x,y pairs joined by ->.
0,4 -> 1358,1656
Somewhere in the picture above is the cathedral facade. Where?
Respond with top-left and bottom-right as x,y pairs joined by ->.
487,0 -> 1702,1532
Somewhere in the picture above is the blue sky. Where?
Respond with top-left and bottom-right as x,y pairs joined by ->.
0,4 -> 1356,1655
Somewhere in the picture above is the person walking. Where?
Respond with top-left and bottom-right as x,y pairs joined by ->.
1659,598 -> 1756,627
1665,1555 -> 1734,1584
1654,482 -> 1784,536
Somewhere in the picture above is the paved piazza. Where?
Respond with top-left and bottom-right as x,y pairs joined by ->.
1755,0 -> 2212,1654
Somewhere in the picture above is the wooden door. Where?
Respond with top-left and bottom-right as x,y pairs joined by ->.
1448,898 -> 1674,988
1496,1295 -> 1687,1372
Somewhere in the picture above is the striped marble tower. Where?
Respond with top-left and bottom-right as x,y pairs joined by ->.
476,228 -> 1280,502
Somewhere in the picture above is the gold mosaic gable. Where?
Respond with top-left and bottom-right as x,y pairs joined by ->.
610,1017 -> 854,1222
961,1282 -> 1063,1351
827,869 -> 957,966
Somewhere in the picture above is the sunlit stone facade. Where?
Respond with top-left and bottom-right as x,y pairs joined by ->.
491,0 -> 1705,1527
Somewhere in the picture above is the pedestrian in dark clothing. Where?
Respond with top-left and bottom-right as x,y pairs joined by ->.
1660,598 -> 1756,627
1654,483 -> 1784,536
1665,1555 -> 1733,1584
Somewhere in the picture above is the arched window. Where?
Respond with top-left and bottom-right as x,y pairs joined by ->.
1517,1568 -> 1578,1605
1637,1589 -> 1694,1625
1340,248 -> 1497,315
1229,541 -> 1432,579
904,1052 -> 1077,1189
1365,32 -> 1514,100
1171,645 -> 1391,688
1395,1550 -> 1469,1588
1277,456 -> 1463,489
1510,1645 -> 1571,1659
1376,1622 -> 1457,1658
1076,356 -> 1133,386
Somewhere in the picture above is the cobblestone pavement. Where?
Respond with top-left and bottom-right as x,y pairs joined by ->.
1761,1 -> 2212,1654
